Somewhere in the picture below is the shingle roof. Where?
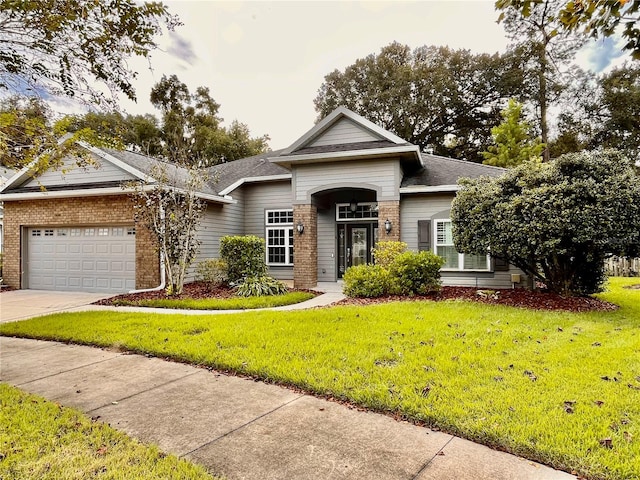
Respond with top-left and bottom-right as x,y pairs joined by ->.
289,140 -> 403,156
401,153 -> 506,187
207,149 -> 289,192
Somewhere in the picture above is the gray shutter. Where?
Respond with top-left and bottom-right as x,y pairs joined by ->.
493,257 -> 510,271
418,220 -> 431,251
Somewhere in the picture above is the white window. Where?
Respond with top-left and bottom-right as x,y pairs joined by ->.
70,228 -> 81,237
31,229 -> 41,237
127,227 -> 136,236
57,229 -> 68,236
84,228 -> 95,236
336,202 -> 378,221
97,228 -> 109,236
112,227 -> 124,236
435,220 -> 489,271
44,229 -> 54,236
265,210 -> 293,265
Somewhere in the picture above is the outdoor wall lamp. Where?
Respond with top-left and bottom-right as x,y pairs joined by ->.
296,221 -> 305,235
384,219 -> 392,234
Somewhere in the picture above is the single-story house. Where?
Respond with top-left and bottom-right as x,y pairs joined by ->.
0,107 -> 526,293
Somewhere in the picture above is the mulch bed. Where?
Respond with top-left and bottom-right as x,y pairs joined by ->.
93,281 -> 316,305
92,281 -> 623,312
335,286 -> 620,312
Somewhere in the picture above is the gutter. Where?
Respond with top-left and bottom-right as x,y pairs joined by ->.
399,184 -> 460,194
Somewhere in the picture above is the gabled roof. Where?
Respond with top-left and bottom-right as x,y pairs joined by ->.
208,149 -> 290,195
400,153 -> 506,193
271,107 -> 422,168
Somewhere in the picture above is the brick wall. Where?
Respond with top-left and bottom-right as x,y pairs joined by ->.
2,195 -> 160,289
377,200 -> 401,242
293,204 -> 317,289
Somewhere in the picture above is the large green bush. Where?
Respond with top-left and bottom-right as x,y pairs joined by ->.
388,251 -> 445,295
220,235 -> 267,283
451,150 -> 640,296
343,264 -> 391,298
343,250 -> 443,298
372,241 -> 407,269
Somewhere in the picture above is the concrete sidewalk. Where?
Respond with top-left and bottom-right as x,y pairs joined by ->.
0,336 -> 575,480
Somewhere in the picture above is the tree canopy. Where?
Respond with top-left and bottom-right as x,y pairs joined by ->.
62,75 -> 270,166
451,150 -> 640,296
0,0 -> 179,107
497,0 -> 640,59
314,42 -> 523,162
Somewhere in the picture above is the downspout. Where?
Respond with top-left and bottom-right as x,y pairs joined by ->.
128,206 -> 166,293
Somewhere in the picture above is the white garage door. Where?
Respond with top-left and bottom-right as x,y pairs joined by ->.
28,226 -> 136,293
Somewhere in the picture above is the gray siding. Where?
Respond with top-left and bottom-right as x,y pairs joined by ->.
400,193 -> 528,289
21,157 -> 136,188
317,206 -> 336,281
309,117 -> 380,147
293,159 -> 400,203
243,181 -> 294,280
188,190 -> 245,282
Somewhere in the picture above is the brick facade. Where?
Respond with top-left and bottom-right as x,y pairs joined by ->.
2,195 -> 160,289
293,204 -> 317,289
377,200 -> 401,242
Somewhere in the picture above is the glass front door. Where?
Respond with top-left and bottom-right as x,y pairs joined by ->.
337,223 -> 377,278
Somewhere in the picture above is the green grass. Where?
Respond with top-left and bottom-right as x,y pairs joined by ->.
2,277 -> 639,479
110,291 -> 315,310
0,384 -> 217,480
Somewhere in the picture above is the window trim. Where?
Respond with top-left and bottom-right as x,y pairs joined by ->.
265,209 -> 294,266
433,219 -> 490,272
335,202 -> 379,221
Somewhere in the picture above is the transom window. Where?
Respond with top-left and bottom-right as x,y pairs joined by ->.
435,220 -> 489,271
265,209 -> 293,265
336,202 -> 379,221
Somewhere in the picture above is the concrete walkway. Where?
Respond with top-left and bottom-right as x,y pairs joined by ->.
0,336 -> 575,480
0,284 -> 345,323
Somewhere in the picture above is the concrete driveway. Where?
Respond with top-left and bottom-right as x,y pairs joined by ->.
0,290 -> 112,323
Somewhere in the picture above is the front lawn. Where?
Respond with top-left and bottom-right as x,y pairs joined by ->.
2,277 -> 639,479
0,384 -> 217,480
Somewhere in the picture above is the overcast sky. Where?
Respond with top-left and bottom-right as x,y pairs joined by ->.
99,1 -> 626,150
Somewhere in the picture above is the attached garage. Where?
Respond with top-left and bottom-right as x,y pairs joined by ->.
27,225 -> 136,293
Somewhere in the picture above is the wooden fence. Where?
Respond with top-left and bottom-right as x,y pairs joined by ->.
605,257 -> 640,277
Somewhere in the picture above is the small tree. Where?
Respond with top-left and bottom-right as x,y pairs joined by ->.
129,164 -> 206,296
451,150 -> 640,296
482,98 -> 544,167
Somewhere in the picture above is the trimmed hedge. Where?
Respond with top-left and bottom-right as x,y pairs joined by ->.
343,249 -> 444,298
220,235 -> 267,283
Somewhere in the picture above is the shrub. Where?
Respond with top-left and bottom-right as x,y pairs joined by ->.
220,235 -> 267,283
343,264 -> 391,298
388,251 -> 444,295
195,258 -> 227,289
372,241 -> 407,269
236,275 -> 288,297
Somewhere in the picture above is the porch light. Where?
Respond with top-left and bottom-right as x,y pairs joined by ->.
384,219 -> 392,234
296,221 -> 304,235
349,199 -> 358,213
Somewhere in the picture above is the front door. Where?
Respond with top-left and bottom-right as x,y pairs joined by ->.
337,223 -> 377,278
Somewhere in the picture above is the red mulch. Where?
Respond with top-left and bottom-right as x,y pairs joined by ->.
335,286 -> 619,312
93,281 -> 317,305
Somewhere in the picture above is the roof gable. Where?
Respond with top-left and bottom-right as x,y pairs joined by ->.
282,107 -> 408,155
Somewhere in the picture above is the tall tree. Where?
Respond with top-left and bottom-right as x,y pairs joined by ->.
0,0 -> 179,107
482,99 -> 544,167
314,42 -> 523,162
496,0 -> 586,161
498,0 -> 640,59
149,75 -> 269,166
